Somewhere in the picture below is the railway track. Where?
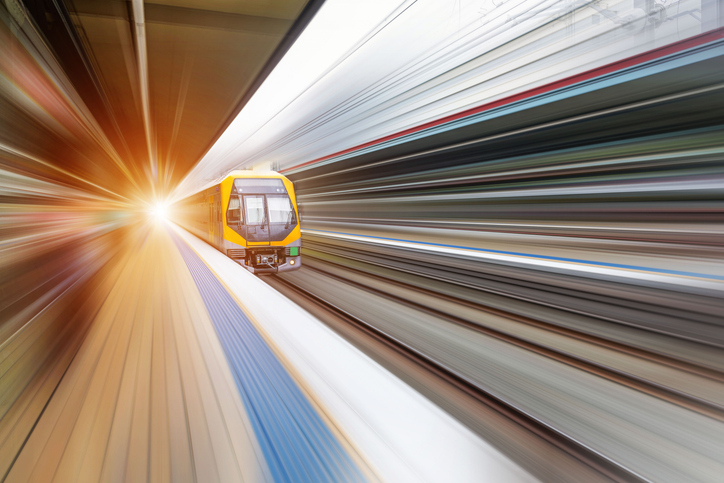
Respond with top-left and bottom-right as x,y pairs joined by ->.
297,261 -> 724,420
300,236 -> 724,354
271,273 -> 649,483
269,251 -> 724,482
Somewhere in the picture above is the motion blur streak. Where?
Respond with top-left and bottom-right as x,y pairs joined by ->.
2,0 -> 724,480
227,1 -> 724,482
4,222 -> 268,482
171,231 -> 365,483
1,10 -> 140,478
2,0 -> 340,481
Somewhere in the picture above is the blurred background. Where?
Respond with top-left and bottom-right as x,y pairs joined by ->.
1,0 -> 723,481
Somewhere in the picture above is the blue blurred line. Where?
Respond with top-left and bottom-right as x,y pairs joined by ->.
170,230 -> 365,483
306,229 -> 724,282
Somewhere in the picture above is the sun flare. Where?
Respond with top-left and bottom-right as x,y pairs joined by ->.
149,202 -> 168,221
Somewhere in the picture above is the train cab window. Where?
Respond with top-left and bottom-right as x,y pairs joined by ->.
267,195 -> 296,226
227,196 -> 241,224
245,196 -> 266,224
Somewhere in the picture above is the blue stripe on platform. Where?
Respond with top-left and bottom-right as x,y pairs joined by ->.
170,231 -> 365,483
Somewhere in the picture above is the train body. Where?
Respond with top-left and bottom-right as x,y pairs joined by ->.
176,171 -> 301,274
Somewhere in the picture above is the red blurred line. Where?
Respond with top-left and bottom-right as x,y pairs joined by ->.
282,27 -> 724,173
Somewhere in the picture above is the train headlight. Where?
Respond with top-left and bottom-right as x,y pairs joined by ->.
289,259 -> 295,265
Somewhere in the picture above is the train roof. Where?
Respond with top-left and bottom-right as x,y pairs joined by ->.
183,170 -> 288,199
224,170 -> 287,179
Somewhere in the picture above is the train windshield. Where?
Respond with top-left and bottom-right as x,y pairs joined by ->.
244,196 -> 266,224
230,178 -> 297,238
267,195 -> 296,225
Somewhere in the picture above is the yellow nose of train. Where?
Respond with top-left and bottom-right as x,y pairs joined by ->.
174,170 -> 302,274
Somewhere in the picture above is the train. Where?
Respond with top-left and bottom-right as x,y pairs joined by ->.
176,171 -> 301,274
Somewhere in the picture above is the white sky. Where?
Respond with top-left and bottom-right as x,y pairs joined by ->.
173,0 -> 408,199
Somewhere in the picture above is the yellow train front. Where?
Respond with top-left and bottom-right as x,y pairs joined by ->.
178,171 -> 301,274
